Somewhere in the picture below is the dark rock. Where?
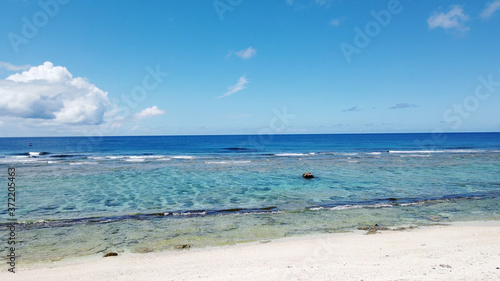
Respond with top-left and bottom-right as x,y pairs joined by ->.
302,172 -> 314,179
103,252 -> 118,257
358,224 -> 390,234
393,225 -> 418,231
175,244 -> 191,249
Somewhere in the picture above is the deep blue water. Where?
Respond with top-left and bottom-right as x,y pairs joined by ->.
0,133 -> 499,263
1,133 -> 499,157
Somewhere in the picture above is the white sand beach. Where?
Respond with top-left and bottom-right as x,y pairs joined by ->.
8,221 -> 500,281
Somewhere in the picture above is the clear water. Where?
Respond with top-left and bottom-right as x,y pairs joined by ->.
0,133 -> 499,263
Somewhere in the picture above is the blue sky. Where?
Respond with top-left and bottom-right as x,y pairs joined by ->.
0,0 -> 499,137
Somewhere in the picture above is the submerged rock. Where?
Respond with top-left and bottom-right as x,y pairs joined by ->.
302,172 -> 314,179
103,252 -> 118,257
175,244 -> 191,249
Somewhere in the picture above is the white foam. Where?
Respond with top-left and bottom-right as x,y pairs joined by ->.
69,162 -> 98,165
275,153 -> 308,157
174,155 -> 194,159
311,203 -> 394,211
1,156 -> 37,163
339,153 -> 359,156
331,205 -> 364,210
398,202 -> 421,206
205,160 -> 251,164
389,149 -> 486,154
107,156 -> 125,159
124,158 -> 146,162
155,158 -> 172,161
88,156 -> 105,160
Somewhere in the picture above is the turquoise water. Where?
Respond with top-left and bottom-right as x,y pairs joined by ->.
0,133 -> 499,263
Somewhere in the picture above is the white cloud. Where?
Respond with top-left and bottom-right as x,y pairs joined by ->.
135,105 -> 166,119
0,61 -> 31,72
218,76 -> 249,99
481,0 -> 500,19
131,125 -> 139,131
0,120 -> 3,126
236,47 -> 257,59
427,6 -> 469,32
330,17 -> 344,26
0,61 -> 110,125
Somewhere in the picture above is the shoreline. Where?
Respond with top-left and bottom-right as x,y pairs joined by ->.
6,220 -> 500,280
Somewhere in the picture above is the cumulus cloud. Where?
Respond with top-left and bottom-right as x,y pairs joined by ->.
0,61 -> 31,72
427,6 -> 469,32
236,47 -> 257,59
389,103 -> 418,109
343,106 -> 361,112
135,105 -> 166,119
0,61 -> 110,125
481,0 -> 500,19
218,76 -> 249,99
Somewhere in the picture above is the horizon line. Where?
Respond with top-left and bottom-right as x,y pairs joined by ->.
1,131 -> 499,138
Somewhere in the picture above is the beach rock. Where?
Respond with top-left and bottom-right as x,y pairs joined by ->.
358,224 -> 390,234
135,247 -> 153,253
103,252 -> 118,257
302,172 -> 314,179
175,244 -> 191,249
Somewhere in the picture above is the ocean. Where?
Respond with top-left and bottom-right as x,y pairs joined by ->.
1,133 -> 499,263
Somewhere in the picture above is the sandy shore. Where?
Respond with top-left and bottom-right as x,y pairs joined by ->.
6,221 -> 500,280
